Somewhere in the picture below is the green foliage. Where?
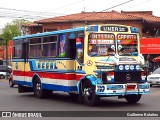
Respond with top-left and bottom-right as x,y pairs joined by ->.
1,19 -> 30,45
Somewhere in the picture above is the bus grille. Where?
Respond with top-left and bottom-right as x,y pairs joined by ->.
114,72 -> 141,83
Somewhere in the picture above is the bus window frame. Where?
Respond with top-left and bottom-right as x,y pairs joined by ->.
13,45 -> 22,58
42,35 -> 58,57
87,33 -> 116,57
29,37 -> 42,58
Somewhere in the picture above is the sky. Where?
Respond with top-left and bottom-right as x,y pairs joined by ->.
0,0 -> 160,29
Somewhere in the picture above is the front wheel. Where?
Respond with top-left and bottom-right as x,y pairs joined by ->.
125,94 -> 142,103
81,80 -> 100,106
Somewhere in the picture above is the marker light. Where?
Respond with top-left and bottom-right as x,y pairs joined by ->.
119,65 -> 124,70
125,65 -> 130,70
136,65 -> 140,70
130,65 -> 134,70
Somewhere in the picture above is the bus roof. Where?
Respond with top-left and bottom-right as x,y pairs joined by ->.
13,27 -> 84,40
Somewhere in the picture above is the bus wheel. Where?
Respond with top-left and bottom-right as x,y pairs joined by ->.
33,78 -> 45,98
82,80 -> 100,106
33,78 -> 52,98
125,94 -> 142,103
9,80 -> 14,87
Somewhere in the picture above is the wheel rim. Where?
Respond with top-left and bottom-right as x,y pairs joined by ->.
83,83 -> 93,101
36,82 -> 41,95
9,81 -> 12,86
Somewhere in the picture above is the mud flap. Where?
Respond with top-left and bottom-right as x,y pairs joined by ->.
18,85 -> 33,93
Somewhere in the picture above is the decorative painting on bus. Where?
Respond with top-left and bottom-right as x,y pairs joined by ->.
59,34 -> 66,57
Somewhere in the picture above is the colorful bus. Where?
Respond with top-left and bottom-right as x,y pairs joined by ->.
11,24 -> 150,106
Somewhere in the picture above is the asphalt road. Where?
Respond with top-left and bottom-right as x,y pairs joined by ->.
0,79 -> 160,120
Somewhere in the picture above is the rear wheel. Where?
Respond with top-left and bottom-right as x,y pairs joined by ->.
81,80 -> 100,106
33,78 -> 52,98
9,80 -> 14,87
125,94 -> 142,103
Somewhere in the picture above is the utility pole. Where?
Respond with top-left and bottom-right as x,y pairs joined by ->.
6,39 -> 8,79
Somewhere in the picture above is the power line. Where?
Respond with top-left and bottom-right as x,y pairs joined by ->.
46,0 -> 85,12
101,0 -> 134,12
64,0 -> 135,22
125,0 -> 151,10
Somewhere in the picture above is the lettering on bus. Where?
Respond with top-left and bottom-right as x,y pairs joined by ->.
117,34 -> 137,40
100,26 -> 128,32
37,60 -> 66,69
89,33 -> 114,40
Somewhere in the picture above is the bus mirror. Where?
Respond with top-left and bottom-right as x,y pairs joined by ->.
118,45 -> 122,51
111,45 -> 115,51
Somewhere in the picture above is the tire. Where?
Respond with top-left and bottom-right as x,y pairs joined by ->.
9,80 -> 14,87
33,78 -> 52,98
125,94 -> 142,103
0,74 -> 5,79
81,80 -> 100,106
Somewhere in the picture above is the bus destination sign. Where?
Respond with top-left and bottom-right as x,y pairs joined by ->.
101,26 -> 128,32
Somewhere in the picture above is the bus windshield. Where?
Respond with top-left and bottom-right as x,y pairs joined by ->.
88,33 -> 115,56
117,34 -> 138,56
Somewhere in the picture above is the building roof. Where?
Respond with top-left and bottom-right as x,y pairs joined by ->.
22,23 -> 42,27
34,10 -> 160,24
121,11 -> 160,23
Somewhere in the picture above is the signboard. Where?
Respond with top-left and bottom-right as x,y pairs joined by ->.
140,38 -> 160,54
101,26 -> 128,32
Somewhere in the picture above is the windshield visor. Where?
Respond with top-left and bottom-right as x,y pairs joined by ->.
117,34 -> 138,56
88,33 -> 115,56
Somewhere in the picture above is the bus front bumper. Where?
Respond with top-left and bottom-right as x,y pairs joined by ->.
95,83 -> 150,96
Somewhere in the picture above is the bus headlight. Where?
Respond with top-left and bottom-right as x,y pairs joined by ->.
119,65 -> 124,70
130,65 -> 134,70
125,65 -> 130,70
136,65 -> 140,70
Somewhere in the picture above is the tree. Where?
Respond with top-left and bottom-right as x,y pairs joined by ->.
0,19 -> 31,68
1,19 -> 30,45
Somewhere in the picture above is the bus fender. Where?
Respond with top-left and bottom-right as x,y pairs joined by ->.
77,74 -> 97,94
32,73 -> 41,87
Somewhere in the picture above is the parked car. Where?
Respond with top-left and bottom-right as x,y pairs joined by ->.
0,71 -> 10,79
0,65 -> 12,73
147,68 -> 160,87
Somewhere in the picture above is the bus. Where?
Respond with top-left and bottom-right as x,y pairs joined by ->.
11,24 -> 150,106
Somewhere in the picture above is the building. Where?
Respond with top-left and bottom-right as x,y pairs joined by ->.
24,10 -> 160,37
22,10 -> 160,72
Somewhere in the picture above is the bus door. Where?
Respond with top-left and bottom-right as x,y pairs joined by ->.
68,37 -> 84,78
75,38 -> 84,73
22,40 -> 29,86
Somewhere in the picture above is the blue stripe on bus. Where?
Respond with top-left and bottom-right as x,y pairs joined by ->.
42,84 -> 77,92
12,58 -> 74,62
13,27 -> 84,40
14,80 -> 77,92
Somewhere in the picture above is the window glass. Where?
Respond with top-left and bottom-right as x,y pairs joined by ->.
29,38 -> 42,58
117,34 -> 138,56
13,45 -> 21,58
88,33 -> 115,56
43,43 -> 56,56
29,44 -> 42,57
42,36 -> 57,57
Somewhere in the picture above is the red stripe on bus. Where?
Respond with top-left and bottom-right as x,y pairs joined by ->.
13,70 -> 84,81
